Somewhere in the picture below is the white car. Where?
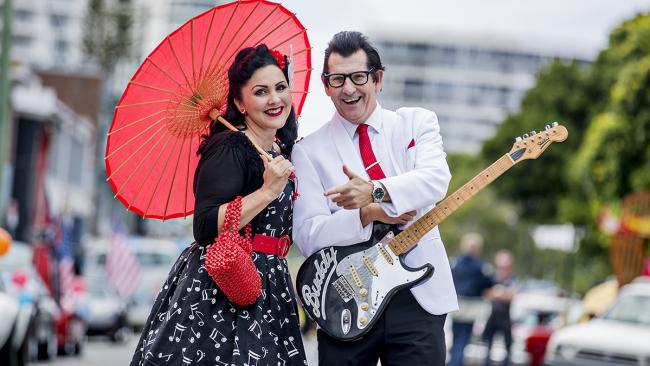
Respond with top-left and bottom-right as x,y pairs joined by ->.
545,277 -> 650,366
85,236 -> 179,329
0,283 -> 20,364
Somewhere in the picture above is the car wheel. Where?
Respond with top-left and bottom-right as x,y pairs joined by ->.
37,326 -> 57,360
0,325 -> 15,366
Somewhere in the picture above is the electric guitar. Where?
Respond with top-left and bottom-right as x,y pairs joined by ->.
296,122 -> 568,341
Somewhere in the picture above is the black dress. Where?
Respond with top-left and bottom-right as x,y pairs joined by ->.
130,131 -> 307,366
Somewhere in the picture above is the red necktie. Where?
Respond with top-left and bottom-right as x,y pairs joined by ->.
356,124 -> 386,180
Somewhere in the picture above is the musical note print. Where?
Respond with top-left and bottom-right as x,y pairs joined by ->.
196,350 -> 205,363
248,320 -> 262,339
189,327 -> 201,344
158,352 -> 172,362
182,347 -> 193,364
265,206 -> 277,217
168,323 -> 186,343
186,278 -> 201,292
277,353 -> 287,366
201,288 -> 217,304
214,356 -> 229,366
212,310 -> 225,323
284,336 -> 299,357
263,309 -> 275,323
209,328 -> 227,348
189,302 -> 205,326
131,180 -> 306,365
233,336 -> 240,356
245,350 -> 261,366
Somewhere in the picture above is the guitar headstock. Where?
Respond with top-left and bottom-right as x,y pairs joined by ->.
508,122 -> 568,163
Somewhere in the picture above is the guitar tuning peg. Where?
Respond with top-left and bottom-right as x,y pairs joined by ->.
552,121 -> 559,127
545,125 -> 551,130
530,130 -> 537,136
515,136 -> 522,142
522,133 -> 529,138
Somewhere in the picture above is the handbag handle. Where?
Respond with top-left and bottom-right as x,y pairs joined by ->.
223,196 -> 243,233
223,196 -> 252,252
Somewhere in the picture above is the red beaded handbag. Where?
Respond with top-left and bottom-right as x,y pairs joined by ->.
205,196 -> 261,306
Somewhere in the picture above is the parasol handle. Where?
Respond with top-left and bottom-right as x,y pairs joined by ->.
210,110 -> 273,161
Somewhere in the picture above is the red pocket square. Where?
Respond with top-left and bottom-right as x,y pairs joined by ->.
407,139 -> 415,149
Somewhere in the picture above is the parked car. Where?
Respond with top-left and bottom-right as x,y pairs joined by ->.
0,279 -> 20,366
545,277 -> 650,366
86,237 -> 178,329
464,290 -> 579,365
0,241 -> 59,363
84,274 -> 130,342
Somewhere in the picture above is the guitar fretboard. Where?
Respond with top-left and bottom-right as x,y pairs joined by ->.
388,154 -> 514,256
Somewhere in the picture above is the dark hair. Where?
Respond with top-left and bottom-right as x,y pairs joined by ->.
197,44 -> 297,156
322,31 -> 385,79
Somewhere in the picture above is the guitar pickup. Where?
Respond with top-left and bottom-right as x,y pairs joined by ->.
332,277 -> 354,302
349,266 -> 363,287
363,256 -> 378,276
377,244 -> 394,265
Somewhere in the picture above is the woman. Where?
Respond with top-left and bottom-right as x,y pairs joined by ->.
130,45 -> 307,366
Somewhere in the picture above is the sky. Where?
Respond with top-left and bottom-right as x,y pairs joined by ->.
277,0 -> 650,137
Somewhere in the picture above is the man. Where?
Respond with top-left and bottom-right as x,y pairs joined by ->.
483,250 -> 517,366
449,233 -> 494,366
292,31 -> 457,366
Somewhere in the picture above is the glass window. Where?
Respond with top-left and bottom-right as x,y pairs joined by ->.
68,137 -> 83,186
50,14 -> 68,27
403,78 -> 424,101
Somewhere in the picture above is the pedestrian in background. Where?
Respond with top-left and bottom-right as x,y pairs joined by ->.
450,233 -> 494,366
483,249 -> 517,366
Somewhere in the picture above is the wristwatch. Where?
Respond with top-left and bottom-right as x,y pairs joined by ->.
370,181 -> 385,203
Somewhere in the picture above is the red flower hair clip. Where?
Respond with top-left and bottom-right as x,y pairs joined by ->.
271,49 -> 286,69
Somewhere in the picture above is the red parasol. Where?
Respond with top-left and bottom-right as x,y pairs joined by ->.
105,0 -> 311,220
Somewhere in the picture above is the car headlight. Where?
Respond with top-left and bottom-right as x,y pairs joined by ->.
557,344 -> 579,360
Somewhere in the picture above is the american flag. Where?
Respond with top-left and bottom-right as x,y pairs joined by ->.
105,221 -> 141,296
57,217 -> 80,312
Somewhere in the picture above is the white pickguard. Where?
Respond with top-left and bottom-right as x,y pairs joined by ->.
335,232 -> 429,331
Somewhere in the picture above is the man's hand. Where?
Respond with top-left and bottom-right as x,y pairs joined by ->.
360,204 -> 417,227
324,165 -> 373,209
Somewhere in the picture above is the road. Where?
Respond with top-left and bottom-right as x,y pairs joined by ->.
31,332 -> 318,366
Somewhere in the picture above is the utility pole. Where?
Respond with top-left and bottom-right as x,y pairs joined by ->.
0,0 -> 14,225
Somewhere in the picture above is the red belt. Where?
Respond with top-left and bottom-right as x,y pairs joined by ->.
252,234 -> 291,259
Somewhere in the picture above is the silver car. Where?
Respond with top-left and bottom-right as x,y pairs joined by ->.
545,277 -> 650,366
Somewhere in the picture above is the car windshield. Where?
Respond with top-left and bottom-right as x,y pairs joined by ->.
96,251 -> 174,267
601,294 -> 650,325
0,245 -> 31,270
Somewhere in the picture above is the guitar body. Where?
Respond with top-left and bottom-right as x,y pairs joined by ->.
296,223 -> 434,341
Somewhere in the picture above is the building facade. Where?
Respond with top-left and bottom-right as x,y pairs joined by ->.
373,31 -> 590,153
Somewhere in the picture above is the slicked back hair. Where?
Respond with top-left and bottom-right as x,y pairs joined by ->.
322,31 -> 385,82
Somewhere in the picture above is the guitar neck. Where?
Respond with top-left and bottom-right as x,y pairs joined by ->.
389,154 -> 515,256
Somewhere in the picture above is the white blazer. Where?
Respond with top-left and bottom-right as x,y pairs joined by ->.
292,105 -> 459,315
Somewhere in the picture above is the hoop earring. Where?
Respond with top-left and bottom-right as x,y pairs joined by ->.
240,109 -> 247,116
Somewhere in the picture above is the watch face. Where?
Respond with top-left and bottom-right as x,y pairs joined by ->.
372,185 -> 385,201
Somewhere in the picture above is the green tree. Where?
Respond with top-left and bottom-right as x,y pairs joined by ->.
480,12 -> 650,292
83,0 -> 133,73
481,60 -> 595,223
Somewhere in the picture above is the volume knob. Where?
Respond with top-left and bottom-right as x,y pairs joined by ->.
360,303 -> 369,311
359,288 -> 368,297
359,316 -> 368,325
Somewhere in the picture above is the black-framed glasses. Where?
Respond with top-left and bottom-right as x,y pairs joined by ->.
323,68 -> 375,88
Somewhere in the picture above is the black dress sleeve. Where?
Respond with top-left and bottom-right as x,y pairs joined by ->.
192,141 -> 246,247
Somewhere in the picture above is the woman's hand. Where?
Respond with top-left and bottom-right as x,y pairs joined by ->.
261,155 -> 294,199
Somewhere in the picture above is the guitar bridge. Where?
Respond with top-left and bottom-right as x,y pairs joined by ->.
332,276 -> 354,302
